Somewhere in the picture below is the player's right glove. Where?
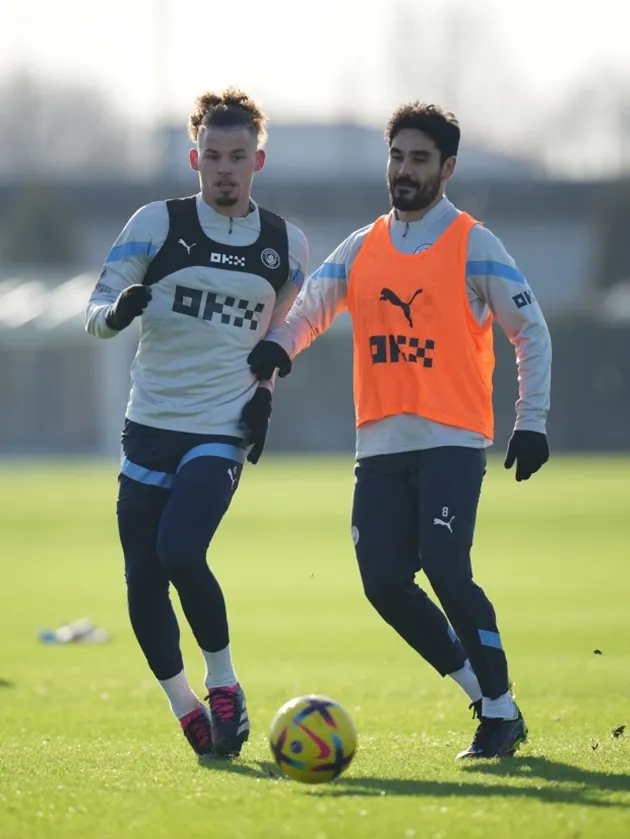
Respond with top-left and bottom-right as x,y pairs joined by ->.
240,387 -> 273,465
247,340 -> 292,381
105,285 -> 152,331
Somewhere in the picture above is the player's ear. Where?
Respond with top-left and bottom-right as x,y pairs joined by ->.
254,149 -> 265,173
442,155 -> 456,181
189,148 -> 199,172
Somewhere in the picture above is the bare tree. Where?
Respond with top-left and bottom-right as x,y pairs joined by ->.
0,72 -> 136,179
542,65 -> 630,178
386,0 -> 534,155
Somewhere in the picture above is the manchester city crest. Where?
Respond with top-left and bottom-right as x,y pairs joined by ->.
261,248 -> 281,269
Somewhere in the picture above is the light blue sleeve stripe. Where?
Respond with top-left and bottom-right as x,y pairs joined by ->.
291,268 -> 305,289
311,262 -> 346,281
106,241 -> 159,263
478,629 -> 503,650
466,260 -> 526,285
177,443 -> 246,472
121,457 -> 173,489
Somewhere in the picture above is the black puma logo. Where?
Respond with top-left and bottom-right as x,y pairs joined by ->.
380,287 -> 423,328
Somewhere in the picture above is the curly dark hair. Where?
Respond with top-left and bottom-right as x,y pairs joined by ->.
188,87 -> 268,146
386,103 -> 460,163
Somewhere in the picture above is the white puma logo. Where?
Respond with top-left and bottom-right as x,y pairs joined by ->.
227,467 -> 238,491
433,515 -> 455,534
178,238 -> 196,255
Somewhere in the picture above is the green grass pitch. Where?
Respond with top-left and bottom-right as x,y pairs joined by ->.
1,456 -> 629,838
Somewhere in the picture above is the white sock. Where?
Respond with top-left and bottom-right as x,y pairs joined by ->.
158,670 -> 200,720
448,659 -> 482,703
482,691 -> 518,719
202,644 -> 238,689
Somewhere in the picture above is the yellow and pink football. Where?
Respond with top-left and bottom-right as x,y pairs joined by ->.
269,694 -> 358,784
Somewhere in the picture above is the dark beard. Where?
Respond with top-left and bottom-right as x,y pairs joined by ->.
215,194 -> 238,206
388,173 -> 442,211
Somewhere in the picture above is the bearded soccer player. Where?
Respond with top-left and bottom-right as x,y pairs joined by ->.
85,88 -> 309,758
248,103 -> 551,759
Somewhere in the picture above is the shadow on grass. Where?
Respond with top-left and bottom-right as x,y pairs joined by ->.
460,755 -> 630,796
197,754 -> 630,808
197,756 -> 280,779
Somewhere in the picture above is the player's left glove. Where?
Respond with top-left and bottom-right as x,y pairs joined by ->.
240,387 -> 272,465
504,430 -> 549,482
247,340 -> 292,381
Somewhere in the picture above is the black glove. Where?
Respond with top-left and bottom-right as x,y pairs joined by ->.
247,340 -> 292,381
240,387 -> 272,465
106,284 -> 152,331
504,430 -> 549,482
